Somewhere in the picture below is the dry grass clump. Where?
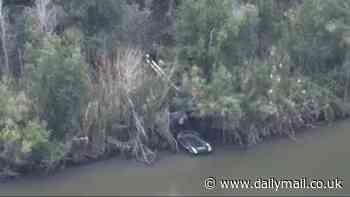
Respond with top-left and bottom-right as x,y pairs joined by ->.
81,48 -> 178,164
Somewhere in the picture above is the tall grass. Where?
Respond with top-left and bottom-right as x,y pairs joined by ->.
82,48 -> 178,164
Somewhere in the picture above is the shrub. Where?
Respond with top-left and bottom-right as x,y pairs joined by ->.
0,79 -> 51,171
176,0 -> 259,78
282,0 -> 350,98
187,59 -> 349,146
25,34 -> 90,140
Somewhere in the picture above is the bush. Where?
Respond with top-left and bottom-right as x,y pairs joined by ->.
176,0 -> 259,77
0,79 -> 51,170
25,34 -> 90,140
282,0 -> 350,97
187,59 -> 348,146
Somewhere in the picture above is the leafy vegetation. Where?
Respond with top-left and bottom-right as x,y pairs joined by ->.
25,34 -> 90,141
0,78 -> 56,177
176,0 -> 259,77
0,0 -> 350,179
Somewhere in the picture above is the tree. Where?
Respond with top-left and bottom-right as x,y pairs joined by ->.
54,0 -> 127,68
284,0 -> 350,75
0,0 -> 9,77
25,35 -> 90,140
176,0 -> 259,78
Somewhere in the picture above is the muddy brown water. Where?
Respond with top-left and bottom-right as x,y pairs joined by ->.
0,120 -> 350,196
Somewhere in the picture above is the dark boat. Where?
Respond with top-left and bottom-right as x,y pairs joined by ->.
177,131 -> 213,155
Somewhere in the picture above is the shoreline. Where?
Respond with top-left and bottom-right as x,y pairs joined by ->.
0,117 -> 346,184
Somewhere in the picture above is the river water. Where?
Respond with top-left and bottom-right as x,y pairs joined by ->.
0,120 -> 349,196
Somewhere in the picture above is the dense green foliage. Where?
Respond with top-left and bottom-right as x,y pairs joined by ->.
177,0 -> 259,77
57,0 -> 126,37
25,35 -> 90,140
285,0 -> 350,73
0,0 -> 350,178
283,0 -> 350,100
176,0 -> 350,145
0,78 -> 55,175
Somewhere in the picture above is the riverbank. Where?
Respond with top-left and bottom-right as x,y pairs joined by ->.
0,118 -> 349,196
1,1 -> 350,195
0,118 -> 331,182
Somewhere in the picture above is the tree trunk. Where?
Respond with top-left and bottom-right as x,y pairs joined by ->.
0,0 -> 9,76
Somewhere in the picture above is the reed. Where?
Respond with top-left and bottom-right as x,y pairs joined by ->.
82,48 -> 178,164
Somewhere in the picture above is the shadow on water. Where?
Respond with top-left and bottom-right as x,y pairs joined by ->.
0,120 -> 350,196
